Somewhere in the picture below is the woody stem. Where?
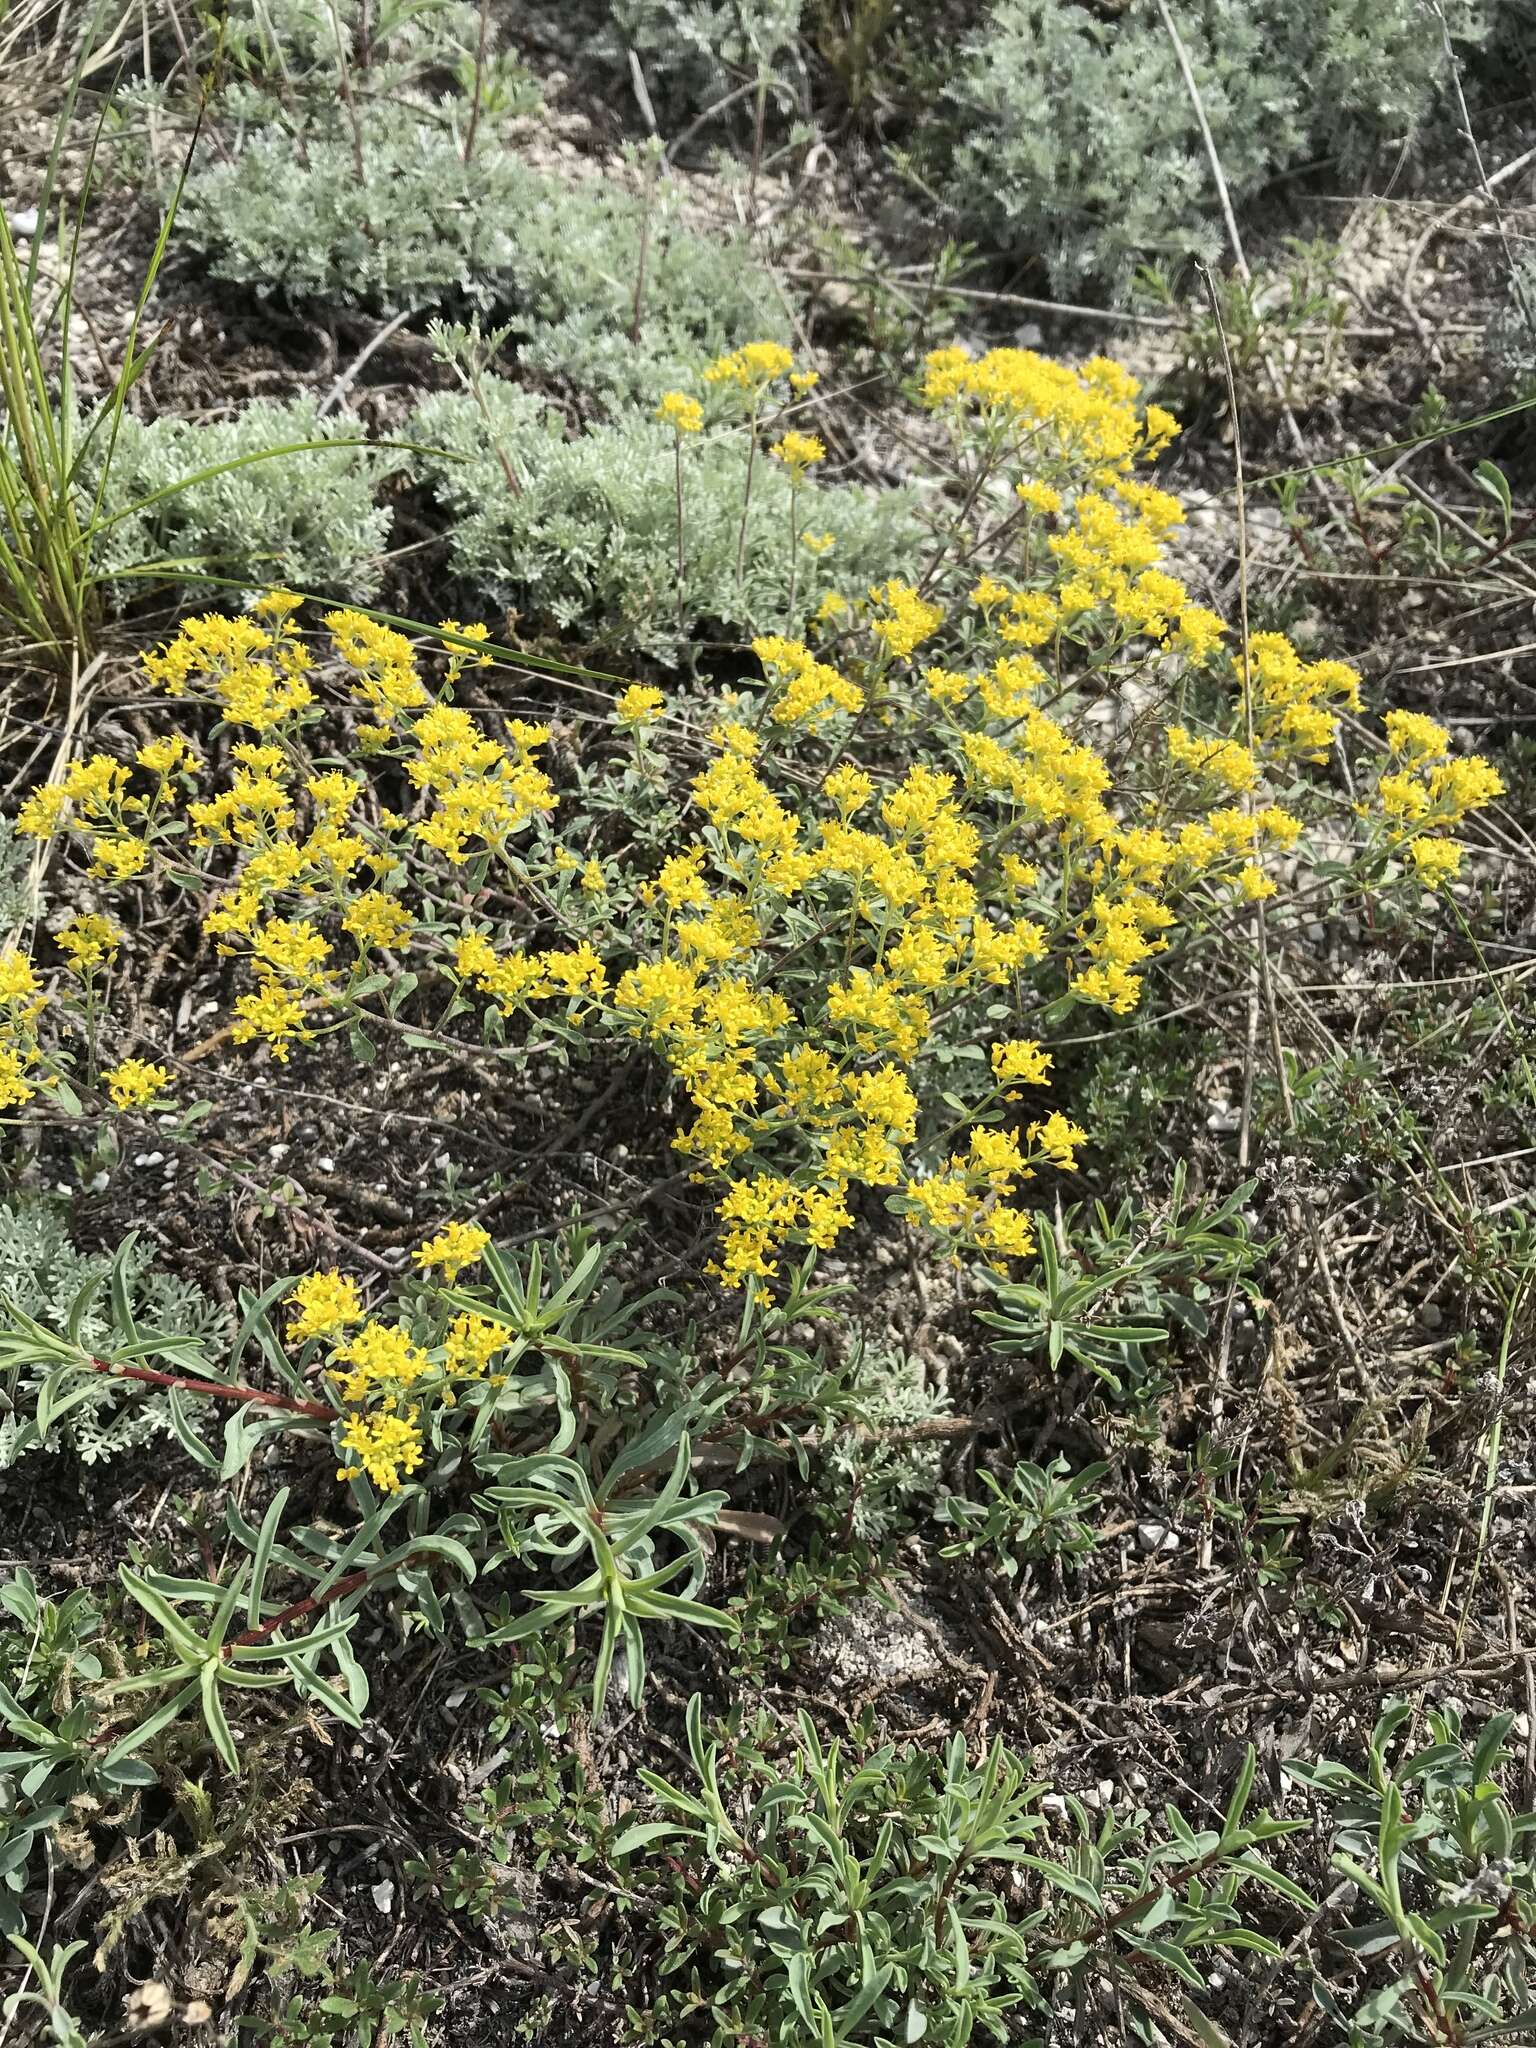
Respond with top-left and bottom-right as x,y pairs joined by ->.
86,1355 -> 338,1421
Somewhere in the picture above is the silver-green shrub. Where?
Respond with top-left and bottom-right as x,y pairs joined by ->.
603,0 -> 805,115
177,110 -> 783,399
412,377 -> 925,657
950,0 -> 1490,296
88,399 -> 400,602
0,1202 -> 226,1467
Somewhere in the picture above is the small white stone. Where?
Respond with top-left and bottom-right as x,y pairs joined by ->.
1097,1778 -> 1115,1805
7,208 -> 38,237
371,1879 -> 395,1914
317,1155 -> 335,1172
133,1151 -> 165,1168
269,1141 -> 290,1159
1137,1520 -> 1179,1554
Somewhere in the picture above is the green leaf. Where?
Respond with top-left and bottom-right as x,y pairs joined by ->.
102,1678 -> 200,1767
199,1659 -> 239,1774
609,1821 -> 678,1858
247,1487 -> 291,1627
119,1568 -> 208,1661
165,1388 -> 221,1470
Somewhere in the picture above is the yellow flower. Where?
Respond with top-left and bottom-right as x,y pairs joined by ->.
231,981 -> 311,1061
414,1220 -> 491,1280
1028,1111 -> 1086,1170
16,784 -> 68,839
616,684 -> 666,728
769,431 -> 826,474
90,837 -> 149,881
656,390 -> 703,433
1012,479 -> 1059,516
337,1410 -> 423,1493
823,764 -> 873,815
1236,863 -> 1276,902
288,1268 -> 365,1342
868,580 -> 944,660
105,1057 -> 171,1110
135,735 -> 197,778
56,914 -> 120,974
703,341 -> 794,388
342,891 -> 414,951
331,1319 -> 430,1404
1409,838 -> 1463,888
991,1039 -> 1052,1089
0,1047 -> 36,1110
0,951 -> 39,1003
445,1311 -> 506,1375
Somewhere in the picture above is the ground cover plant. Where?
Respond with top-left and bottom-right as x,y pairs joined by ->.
2,3 -> 1536,2045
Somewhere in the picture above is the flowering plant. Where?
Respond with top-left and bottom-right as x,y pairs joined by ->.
10,347 -> 1501,1304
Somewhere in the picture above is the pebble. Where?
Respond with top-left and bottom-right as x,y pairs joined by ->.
317,1155 -> 335,1172
6,208 -> 38,237
1137,1519 -> 1180,1554
371,1879 -> 395,1914
133,1151 -> 164,1168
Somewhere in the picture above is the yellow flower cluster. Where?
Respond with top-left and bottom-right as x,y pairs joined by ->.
656,390 -> 703,434
1244,632 -> 1361,761
921,345 -> 1177,476
56,913 -> 119,974
616,684 -> 667,728
753,636 -> 861,729
287,1226 -> 502,1492
770,431 -> 826,475
1373,708 -> 1506,887
703,341 -> 794,388
143,597 -> 315,731
105,1057 -> 171,1110
414,1220 -> 490,1280
0,950 -> 47,1111
19,346 -> 1509,1295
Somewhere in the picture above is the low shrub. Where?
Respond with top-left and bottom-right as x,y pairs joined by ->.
412,373 -> 923,655
948,0 -> 1491,295
175,104 -> 785,401
88,399 -> 401,603
13,343 -> 1502,1299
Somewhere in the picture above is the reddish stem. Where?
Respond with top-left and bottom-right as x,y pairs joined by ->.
85,1355 -> 338,1421
230,1565 -> 372,1650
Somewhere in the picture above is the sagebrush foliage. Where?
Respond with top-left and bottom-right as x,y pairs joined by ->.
413,376 -> 921,654
602,0 -> 805,115
949,0 -> 1490,293
89,399 -> 400,602
175,105 -> 784,405
0,1202 -> 224,1466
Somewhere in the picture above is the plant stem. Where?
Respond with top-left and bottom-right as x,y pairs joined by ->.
85,1354 -> 338,1420
736,405 -> 758,593
230,1564 -> 372,1649
674,432 -> 686,635
463,0 -> 493,165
